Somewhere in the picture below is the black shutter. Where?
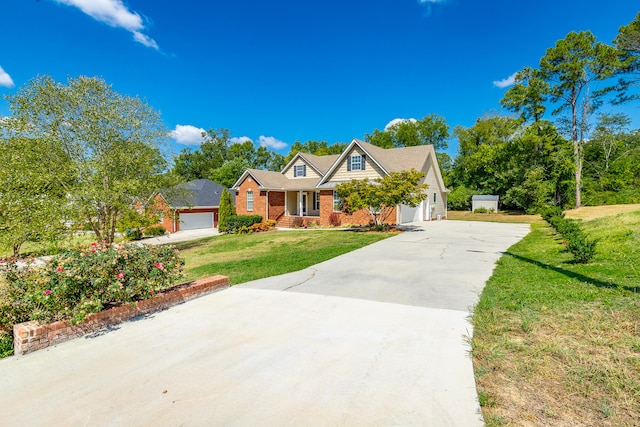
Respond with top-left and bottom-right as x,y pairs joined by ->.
347,156 -> 351,171
302,164 -> 306,177
362,155 -> 366,170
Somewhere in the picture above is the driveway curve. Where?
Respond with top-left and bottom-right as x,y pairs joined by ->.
0,220 -> 529,426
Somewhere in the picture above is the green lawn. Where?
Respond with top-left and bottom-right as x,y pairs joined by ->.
472,210 -> 640,426
174,229 -> 396,285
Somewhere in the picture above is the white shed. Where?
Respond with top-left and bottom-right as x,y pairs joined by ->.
472,195 -> 499,212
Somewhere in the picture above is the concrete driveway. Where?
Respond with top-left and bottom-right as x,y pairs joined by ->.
0,220 -> 529,426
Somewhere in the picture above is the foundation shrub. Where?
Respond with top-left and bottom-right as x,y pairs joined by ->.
0,242 -> 186,329
328,212 -> 341,227
221,215 -> 263,234
143,225 -> 166,237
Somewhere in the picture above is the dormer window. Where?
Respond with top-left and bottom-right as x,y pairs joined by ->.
347,154 -> 366,171
294,164 -> 306,177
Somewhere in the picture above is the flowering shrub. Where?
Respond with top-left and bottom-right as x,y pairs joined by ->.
0,242 -> 186,331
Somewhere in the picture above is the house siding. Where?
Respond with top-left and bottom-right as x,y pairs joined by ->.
326,147 -> 385,182
283,159 -> 321,179
423,160 -> 447,220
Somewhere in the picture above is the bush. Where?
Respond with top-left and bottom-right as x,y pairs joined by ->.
473,207 -> 488,214
328,212 -> 341,227
0,242 -> 186,330
566,234 -> 599,264
448,186 -> 479,211
124,228 -> 142,241
220,215 -> 263,234
143,225 -> 166,237
541,208 -> 597,264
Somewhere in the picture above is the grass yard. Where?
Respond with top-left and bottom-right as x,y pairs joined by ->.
472,208 -> 640,426
175,229 -> 396,285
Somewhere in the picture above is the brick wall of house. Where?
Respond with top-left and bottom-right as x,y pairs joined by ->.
318,190 -> 397,226
13,276 -> 230,356
235,177 -> 267,220
268,192 -> 285,221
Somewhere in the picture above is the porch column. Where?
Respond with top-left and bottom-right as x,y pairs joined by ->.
298,191 -> 303,216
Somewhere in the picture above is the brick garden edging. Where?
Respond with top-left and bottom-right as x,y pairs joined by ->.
13,275 -> 229,356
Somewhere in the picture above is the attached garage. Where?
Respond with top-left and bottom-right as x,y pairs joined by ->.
400,203 -> 420,223
179,212 -> 214,231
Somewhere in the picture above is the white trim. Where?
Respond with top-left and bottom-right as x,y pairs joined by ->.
281,152 -> 324,177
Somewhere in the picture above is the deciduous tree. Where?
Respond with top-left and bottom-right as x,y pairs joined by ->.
5,75 -> 171,244
335,169 -> 427,226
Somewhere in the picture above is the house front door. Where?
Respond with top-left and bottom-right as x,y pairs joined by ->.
300,193 -> 308,216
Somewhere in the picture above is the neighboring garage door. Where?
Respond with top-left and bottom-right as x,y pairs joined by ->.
180,212 -> 213,230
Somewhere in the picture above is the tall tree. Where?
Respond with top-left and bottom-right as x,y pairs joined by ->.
539,30 -> 620,208
365,114 -> 449,150
613,12 -> 640,103
5,75 -> 171,244
172,128 -> 231,181
500,66 -> 549,124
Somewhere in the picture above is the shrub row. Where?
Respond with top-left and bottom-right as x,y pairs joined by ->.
235,220 -> 277,234
0,242 -> 186,338
540,207 -> 597,263
219,215 -> 263,233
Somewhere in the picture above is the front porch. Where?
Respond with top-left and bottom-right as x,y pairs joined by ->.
272,190 -> 323,228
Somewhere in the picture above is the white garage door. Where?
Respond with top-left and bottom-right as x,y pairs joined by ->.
400,203 -> 420,223
180,213 -> 213,230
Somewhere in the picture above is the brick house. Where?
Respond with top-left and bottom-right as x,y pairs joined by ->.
231,139 -> 448,227
153,179 -> 231,233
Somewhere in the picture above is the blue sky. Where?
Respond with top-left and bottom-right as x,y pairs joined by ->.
1,0 -> 638,159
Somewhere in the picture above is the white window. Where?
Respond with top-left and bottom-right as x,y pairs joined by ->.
294,164 -> 306,177
313,192 -> 320,211
247,190 -> 254,211
333,191 -> 342,212
349,155 -> 362,171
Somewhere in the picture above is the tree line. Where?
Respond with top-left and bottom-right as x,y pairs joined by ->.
1,13 -> 638,255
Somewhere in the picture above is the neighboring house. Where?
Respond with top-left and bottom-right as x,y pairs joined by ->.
472,195 -> 499,212
231,138 -> 448,227
153,179 -> 231,233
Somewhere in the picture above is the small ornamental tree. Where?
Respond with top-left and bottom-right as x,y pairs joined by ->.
218,188 -> 236,232
335,169 -> 428,226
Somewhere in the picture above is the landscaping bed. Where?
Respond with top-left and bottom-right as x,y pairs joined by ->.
13,275 -> 229,356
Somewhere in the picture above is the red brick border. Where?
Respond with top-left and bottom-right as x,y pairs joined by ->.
13,275 -> 229,356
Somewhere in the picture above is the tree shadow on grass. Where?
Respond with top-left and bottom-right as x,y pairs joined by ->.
505,252 -> 639,293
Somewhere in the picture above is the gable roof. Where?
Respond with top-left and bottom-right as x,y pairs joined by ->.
159,179 -> 228,208
231,138 -> 448,193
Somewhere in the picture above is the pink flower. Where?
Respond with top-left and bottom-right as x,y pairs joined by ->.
150,291 -> 155,295
154,262 -> 164,270
99,289 -> 104,294
91,242 -> 97,247
44,290 -> 51,295
56,266 -> 64,272
116,272 -> 125,279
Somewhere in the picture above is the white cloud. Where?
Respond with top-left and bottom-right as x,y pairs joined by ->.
53,0 -> 159,50
169,124 -> 207,146
384,118 -> 417,131
493,72 -> 517,88
258,136 -> 287,150
229,136 -> 253,145
418,0 -> 444,3
0,66 -> 14,88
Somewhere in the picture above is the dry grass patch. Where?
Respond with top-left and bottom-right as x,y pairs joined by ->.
565,204 -> 640,221
448,210 -> 544,224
